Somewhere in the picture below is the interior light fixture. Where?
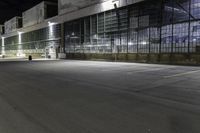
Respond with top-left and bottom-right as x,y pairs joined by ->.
48,21 -> 57,26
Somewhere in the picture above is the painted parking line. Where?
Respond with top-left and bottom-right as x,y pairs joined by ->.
126,68 -> 170,75
164,70 -> 200,78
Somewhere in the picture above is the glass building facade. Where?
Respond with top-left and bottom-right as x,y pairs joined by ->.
1,24 -> 61,58
1,0 -> 200,59
64,0 -> 200,54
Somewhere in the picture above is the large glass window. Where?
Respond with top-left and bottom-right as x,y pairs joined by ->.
173,23 -> 189,53
129,6 -> 138,53
61,0 -> 200,55
191,0 -> 200,19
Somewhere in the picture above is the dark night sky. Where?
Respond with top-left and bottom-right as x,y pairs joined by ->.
0,0 -> 58,24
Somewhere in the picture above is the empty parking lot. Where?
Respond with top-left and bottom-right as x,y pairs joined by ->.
0,60 -> 200,133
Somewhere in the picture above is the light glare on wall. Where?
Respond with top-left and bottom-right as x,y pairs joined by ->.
1,37 -> 5,56
17,31 -> 25,57
48,21 -> 56,26
100,0 -> 119,11
141,41 -> 147,45
48,22 -> 56,38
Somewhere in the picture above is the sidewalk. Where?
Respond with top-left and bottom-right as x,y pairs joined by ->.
0,57 -> 59,62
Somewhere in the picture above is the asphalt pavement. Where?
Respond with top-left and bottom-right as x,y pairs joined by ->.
0,60 -> 200,133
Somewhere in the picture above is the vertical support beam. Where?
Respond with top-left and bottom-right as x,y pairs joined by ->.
73,22 -> 76,54
127,7 -> 130,54
96,14 -> 99,49
188,0 -> 191,54
80,20 -> 83,53
149,27 -> 151,54
84,18 -> 86,44
171,0 -> 175,54
103,12 -> 106,53
115,4 -> 121,54
159,0 -> 163,55
137,7 -> 140,54
60,23 -> 65,53
90,16 -> 92,45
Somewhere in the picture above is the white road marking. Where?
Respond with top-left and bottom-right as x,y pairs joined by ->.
127,68 -> 164,75
164,70 -> 200,78
126,67 -> 177,75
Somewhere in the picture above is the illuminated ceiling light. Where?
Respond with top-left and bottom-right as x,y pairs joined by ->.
101,0 -> 119,10
93,34 -> 98,39
18,31 -> 24,34
141,41 -> 147,45
48,21 -> 57,26
128,42 -> 133,45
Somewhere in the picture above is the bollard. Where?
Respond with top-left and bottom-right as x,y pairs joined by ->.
28,55 -> 32,61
